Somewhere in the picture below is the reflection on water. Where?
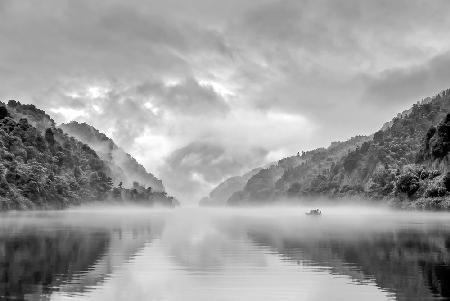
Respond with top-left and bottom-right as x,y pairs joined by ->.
0,206 -> 449,301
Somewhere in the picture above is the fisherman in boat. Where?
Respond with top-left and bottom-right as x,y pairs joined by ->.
306,209 -> 322,216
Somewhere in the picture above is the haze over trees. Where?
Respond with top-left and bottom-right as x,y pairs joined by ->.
0,101 -> 177,210
60,121 -> 164,192
199,167 -> 262,206
207,89 -> 450,210
3,88 -> 450,210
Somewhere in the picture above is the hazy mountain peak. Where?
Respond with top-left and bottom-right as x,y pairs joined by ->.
60,121 -> 164,191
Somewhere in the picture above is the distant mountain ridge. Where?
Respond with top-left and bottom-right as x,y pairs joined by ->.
201,136 -> 369,207
199,167 -> 262,206
220,88 -> 450,209
60,121 -> 164,191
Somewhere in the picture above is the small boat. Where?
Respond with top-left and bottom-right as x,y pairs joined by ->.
305,209 -> 322,216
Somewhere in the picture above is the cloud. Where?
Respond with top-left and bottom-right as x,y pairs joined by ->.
159,142 -> 268,201
363,52 -> 450,106
35,76 -> 230,146
2,0 -> 450,203
137,77 -> 230,116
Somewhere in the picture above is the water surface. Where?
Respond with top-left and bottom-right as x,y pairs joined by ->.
1,206 -> 450,301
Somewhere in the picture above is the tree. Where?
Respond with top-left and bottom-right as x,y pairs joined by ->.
343,151 -> 360,172
0,107 -> 9,120
396,172 -> 419,197
73,166 -> 81,179
443,172 -> 450,191
373,130 -> 384,143
45,128 -> 55,146
287,182 -> 301,196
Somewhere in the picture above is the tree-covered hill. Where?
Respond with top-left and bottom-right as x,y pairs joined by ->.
60,121 -> 164,192
227,135 -> 370,205
0,100 -> 176,210
227,89 -> 450,209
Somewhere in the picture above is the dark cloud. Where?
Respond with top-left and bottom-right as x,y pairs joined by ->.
137,77 -> 230,116
232,0 -> 450,58
0,0 -> 231,89
363,52 -> 450,106
160,78 -> 229,115
1,0 -> 450,203
34,76 -> 229,147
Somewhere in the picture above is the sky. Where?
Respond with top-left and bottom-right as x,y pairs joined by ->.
1,0 -> 450,203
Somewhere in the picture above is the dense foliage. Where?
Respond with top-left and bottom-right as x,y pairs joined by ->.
228,89 -> 450,209
112,181 -> 178,206
0,101 -> 177,210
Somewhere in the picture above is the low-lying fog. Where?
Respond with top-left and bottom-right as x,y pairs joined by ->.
1,205 -> 449,301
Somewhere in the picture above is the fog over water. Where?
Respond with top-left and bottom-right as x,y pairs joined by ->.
1,205 -> 450,301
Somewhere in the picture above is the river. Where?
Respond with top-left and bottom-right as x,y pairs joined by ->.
0,206 -> 449,301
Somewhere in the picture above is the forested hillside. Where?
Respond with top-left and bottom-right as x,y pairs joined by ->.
60,121 -> 164,192
0,100 -> 176,210
228,89 -> 450,209
227,135 -> 370,205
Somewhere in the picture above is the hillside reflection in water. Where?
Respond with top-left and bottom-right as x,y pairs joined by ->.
0,206 -> 449,301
